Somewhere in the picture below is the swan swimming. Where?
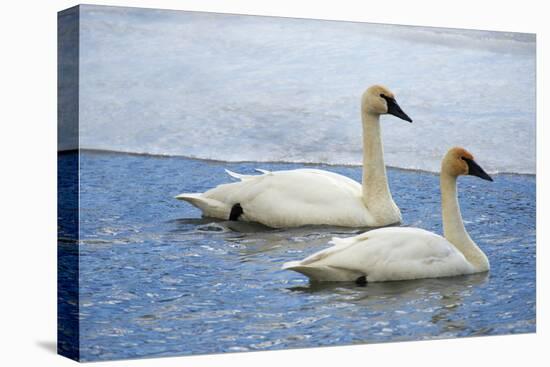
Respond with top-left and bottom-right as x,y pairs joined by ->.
282,147 -> 493,283
175,85 -> 412,228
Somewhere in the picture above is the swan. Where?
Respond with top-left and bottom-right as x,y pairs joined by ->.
175,85 -> 412,228
282,147 -> 493,283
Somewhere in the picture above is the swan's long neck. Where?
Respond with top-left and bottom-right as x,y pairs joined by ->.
440,173 -> 489,271
361,111 -> 398,222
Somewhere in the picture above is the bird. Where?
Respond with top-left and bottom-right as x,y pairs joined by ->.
282,147 -> 493,283
175,85 -> 412,228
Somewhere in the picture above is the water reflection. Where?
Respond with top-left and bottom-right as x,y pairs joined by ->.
171,217 -> 368,235
170,217 -> 370,258
287,273 -> 489,335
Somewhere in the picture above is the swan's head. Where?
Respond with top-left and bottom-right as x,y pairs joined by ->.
442,147 -> 493,181
362,85 -> 412,122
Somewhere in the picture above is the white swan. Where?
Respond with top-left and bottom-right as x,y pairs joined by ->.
282,147 -> 493,282
176,85 -> 412,228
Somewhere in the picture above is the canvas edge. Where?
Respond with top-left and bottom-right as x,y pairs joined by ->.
57,4 -> 81,362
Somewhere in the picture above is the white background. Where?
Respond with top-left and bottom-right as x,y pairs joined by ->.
0,0 -> 546,366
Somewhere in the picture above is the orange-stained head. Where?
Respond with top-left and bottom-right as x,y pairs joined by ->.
442,147 -> 493,181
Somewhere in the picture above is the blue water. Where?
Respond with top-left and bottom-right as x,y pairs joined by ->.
64,151 -> 535,361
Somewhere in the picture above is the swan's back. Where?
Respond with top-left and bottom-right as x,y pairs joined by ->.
283,227 -> 476,282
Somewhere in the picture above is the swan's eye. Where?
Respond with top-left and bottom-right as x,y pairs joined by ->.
380,93 -> 386,98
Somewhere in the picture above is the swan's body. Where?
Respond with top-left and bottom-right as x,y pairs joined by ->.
283,147 -> 493,282
179,168 -> 381,228
282,227 -> 477,282
176,85 -> 412,228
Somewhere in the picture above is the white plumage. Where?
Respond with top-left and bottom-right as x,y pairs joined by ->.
282,227 -> 475,282
177,168 -> 374,228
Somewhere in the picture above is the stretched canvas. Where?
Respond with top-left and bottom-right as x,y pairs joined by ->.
58,4 -> 536,362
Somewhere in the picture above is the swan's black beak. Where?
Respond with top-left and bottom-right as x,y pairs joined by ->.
382,95 -> 413,123
463,158 -> 493,181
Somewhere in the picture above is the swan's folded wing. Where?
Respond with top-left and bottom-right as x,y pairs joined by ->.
299,233 -> 368,266
291,169 -> 362,195
282,232 -> 372,280
225,169 -> 271,181
343,227 -> 472,281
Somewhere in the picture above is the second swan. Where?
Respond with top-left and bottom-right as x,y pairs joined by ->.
282,147 -> 493,283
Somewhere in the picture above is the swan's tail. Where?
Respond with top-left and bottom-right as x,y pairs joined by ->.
282,261 -> 307,272
281,261 -> 333,281
281,261 -> 363,282
175,193 -> 228,218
